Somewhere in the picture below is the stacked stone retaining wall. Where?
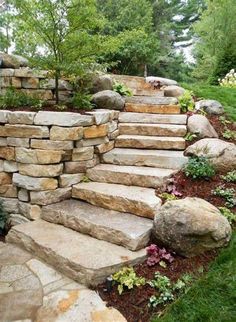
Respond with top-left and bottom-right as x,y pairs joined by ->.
0,109 -> 119,225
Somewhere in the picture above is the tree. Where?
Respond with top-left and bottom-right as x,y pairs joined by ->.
0,1 -> 13,53
11,0 -> 108,103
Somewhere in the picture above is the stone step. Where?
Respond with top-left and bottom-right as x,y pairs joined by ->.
6,220 -> 146,286
125,103 -> 180,114
87,164 -> 176,189
119,112 -> 187,125
41,199 -> 153,251
126,96 -> 178,105
134,90 -> 164,97
115,135 -> 186,150
119,123 -> 187,137
102,148 -> 188,170
72,182 -> 162,219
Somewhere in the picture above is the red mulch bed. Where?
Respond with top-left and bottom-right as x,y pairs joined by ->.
97,250 -> 217,322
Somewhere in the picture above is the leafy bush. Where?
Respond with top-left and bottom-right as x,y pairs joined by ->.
222,129 -> 236,140
178,90 -> 195,113
0,201 -> 8,231
184,156 -> 216,179
0,87 -> 43,109
221,170 -> 236,183
219,69 -> 236,89
71,92 -> 94,110
213,186 -> 236,208
146,244 -> 174,267
112,267 -> 146,295
113,82 -> 132,97
219,207 -> 236,224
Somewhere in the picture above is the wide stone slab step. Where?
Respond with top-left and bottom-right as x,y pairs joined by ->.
116,135 -> 186,150
87,164 -> 176,188
119,112 -> 187,125
41,200 -> 153,251
126,96 -> 178,105
102,148 -> 188,170
7,220 -> 146,286
119,123 -> 187,137
125,103 -> 180,114
72,182 -> 162,219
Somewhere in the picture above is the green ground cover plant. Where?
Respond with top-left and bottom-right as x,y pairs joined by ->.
184,156 -> 215,180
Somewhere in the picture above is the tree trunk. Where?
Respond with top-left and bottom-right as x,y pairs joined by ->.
55,69 -> 59,105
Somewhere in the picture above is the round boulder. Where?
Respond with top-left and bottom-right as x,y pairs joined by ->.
195,99 -> 224,115
92,74 -> 114,93
187,115 -> 218,138
92,90 -> 125,110
0,53 -> 29,68
153,197 -> 232,257
184,138 -> 236,172
164,85 -> 185,98
146,76 -> 178,86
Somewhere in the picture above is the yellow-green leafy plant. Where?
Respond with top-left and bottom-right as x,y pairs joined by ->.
219,207 -> 236,225
112,267 -> 146,295
219,69 -> 236,88
113,82 -> 132,97
178,90 -> 195,113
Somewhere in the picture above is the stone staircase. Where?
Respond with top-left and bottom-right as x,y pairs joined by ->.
7,78 -> 188,287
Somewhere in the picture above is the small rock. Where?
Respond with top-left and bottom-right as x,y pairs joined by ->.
187,115 -> 218,138
164,85 -> 185,97
195,100 -> 224,115
92,90 -> 125,110
185,138 -> 236,172
0,53 -> 29,68
153,197 -> 232,257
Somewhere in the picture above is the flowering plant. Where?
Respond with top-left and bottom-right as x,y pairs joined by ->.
146,244 -> 174,267
219,69 -> 236,88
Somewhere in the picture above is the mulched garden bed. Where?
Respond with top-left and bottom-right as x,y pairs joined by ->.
97,249 -> 217,322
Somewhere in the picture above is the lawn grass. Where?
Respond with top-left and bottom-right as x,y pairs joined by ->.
181,83 -> 236,121
152,231 -> 236,322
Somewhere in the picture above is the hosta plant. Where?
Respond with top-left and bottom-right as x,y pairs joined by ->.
112,267 -> 145,295
184,132 -> 198,142
222,129 -> 236,140
113,82 -> 132,97
146,244 -> 174,267
213,186 -> 236,208
219,207 -> 236,225
178,90 -> 195,113
221,170 -> 236,183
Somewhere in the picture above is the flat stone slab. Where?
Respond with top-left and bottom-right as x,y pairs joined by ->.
87,164 -> 176,189
102,148 -> 188,170
116,135 -> 186,150
126,96 -> 178,105
72,182 -> 161,218
0,242 -> 126,321
119,112 -> 187,124
34,111 -> 94,126
125,103 -> 180,114
119,123 -> 187,137
42,200 -> 153,250
7,220 -> 146,286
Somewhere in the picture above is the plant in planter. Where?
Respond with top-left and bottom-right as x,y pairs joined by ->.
146,244 -> 174,267
112,267 -> 146,295
184,156 -> 216,180
0,202 -> 9,235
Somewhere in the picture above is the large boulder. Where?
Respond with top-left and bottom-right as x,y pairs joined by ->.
195,99 -> 224,115
187,115 -> 218,138
92,74 -> 114,93
164,85 -> 185,98
92,90 -> 125,110
185,138 -> 236,172
0,53 -> 29,68
153,197 -> 232,257
146,76 -> 178,86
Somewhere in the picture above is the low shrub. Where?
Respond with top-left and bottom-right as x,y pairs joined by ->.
213,186 -> 236,208
221,170 -> 236,183
113,81 -> 132,97
146,244 -> 174,267
71,92 -> 94,110
0,87 -> 43,109
219,69 -> 236,89
184,156 -> 216,179
219,207 -> 236,225
178,90 -> 195,113
112,267 -> 146,295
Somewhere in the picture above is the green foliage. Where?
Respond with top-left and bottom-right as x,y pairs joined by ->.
219,116 -> 232,126
213,186 -> 236,208
222,129 -> 236,140
221,170 -> 236,183
152,232 -> 236,322
0,87 -> 43,109
178,91 -> 195,113
184,132 -> 198,142
219,207 -> 236,225
181,84 -> 236,122
0,201 -> 8,230
159,193 -> 179,202
71,92 -> 94,111
113,82 -> 132,97
112,267 -> 146,295
81,176 -> 91,183
184,156 -> 216,180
